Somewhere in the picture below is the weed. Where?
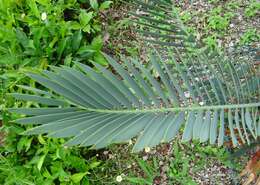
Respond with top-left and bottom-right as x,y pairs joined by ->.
167,141 -> 230,185
180,11 -> 192,23
240,29 -> 260,45
227,1 -> 240,11
168,143 -> 197,185
208,0 -> 220,4
245,0 -> 260,17
203,35 -> 218,50
207,7 -> 233,32
126,157 -> 159,185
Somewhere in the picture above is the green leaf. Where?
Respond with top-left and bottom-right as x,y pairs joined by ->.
72,30 -> 83,53
9,93 -> 67,106
57,37 -> 70,60
17,136 -> 29,152
91,36 -> 103,51
126,177 -> 152,185
26,0 -> 40,17
16,29 -> 29,48
83,24 -> 91,33
38,135 -> 46,145
136,158 -> 154,180
37,155 -> 46,171
90,0 -> 99,10
11,53 -> 260,151
94,52 -> 107,66
71,172 -> 88,183
79,10 -> 93,27
89,161 -> 101,169
99,1 -> 113,10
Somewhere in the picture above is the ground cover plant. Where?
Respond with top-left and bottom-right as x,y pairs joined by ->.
0,0 -> 111,66
0,0 -> 259,184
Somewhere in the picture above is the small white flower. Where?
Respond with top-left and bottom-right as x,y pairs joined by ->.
199,102 -> 204,106
144,147 -> 150,153
41,12 -> 47,21
229,42 -> 234,47
116,175 -> 123,182
143,155 -> 148,161
128,139 -> 133,145
184,91 -> 190,98
21,13 -> 26,19
108,154 -> 114,159
217,39 -> 222,47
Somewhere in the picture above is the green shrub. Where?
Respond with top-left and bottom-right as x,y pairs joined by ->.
0,128 -> 101,184
0,0 -> 112,66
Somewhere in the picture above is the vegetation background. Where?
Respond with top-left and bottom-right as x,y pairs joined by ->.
0,0 -> 259,184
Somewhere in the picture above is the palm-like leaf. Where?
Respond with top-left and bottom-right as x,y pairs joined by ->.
129,0 -> 198,52
9,50 -> 260,152
8,1 -> 260,152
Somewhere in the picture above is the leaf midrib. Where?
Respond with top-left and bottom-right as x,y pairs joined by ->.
86,102 -> 260,113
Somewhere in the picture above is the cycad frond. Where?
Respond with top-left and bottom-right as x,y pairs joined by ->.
130,0 -> 198,51
9,50 -> 260,152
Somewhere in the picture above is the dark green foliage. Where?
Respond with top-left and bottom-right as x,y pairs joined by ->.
0,0 -> 110,66
0,127 -> 101,184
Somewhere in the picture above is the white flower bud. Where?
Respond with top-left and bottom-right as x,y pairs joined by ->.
21,13 -> 26,19
116,175 -> 123,182
144,147 -> 150,153
41,12 -> 47,21
199,102 -> 204,106
184,91 -> 190,98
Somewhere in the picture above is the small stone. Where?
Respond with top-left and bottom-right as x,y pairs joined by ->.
162,165 -> 169,172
